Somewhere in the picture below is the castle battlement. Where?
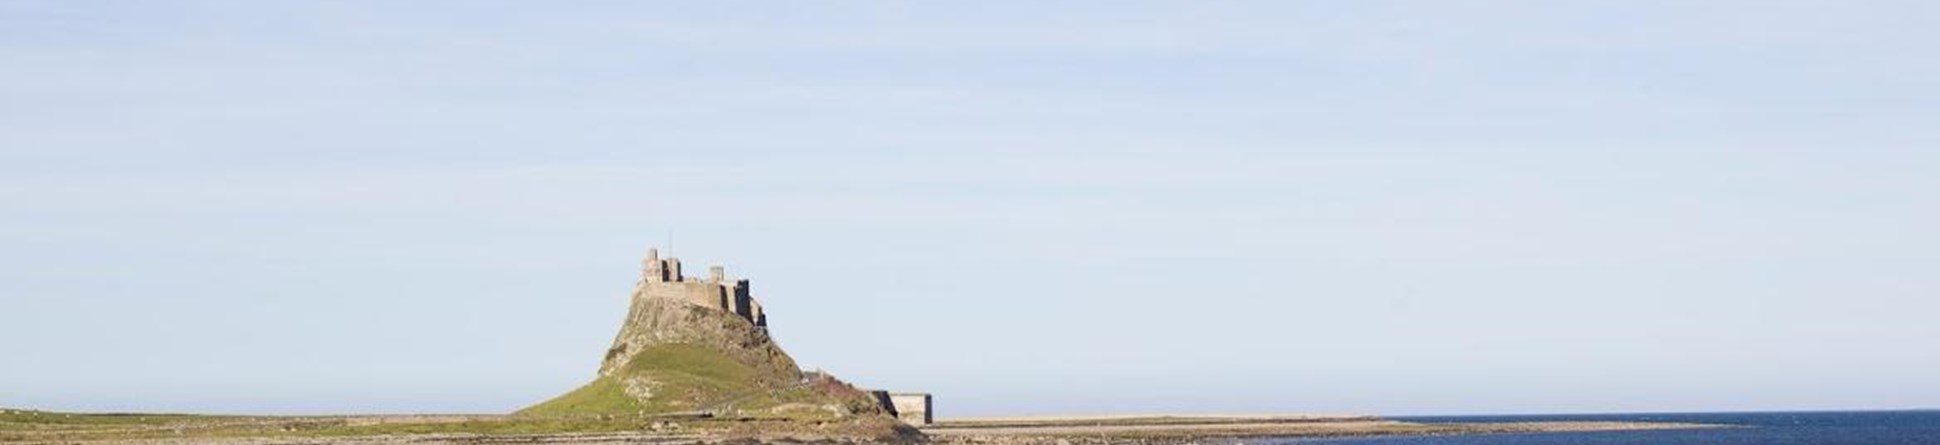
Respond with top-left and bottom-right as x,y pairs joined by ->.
637,248 -> 767,327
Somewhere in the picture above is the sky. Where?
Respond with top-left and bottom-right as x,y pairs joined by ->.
3,1 -> 1938,417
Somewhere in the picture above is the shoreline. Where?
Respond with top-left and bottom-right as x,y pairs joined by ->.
921,414 -> 1720,444
0,409 -> 1722,444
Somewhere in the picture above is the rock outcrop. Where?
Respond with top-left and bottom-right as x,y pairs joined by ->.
520,250 -> 894,427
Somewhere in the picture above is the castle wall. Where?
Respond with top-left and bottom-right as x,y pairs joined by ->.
638,280 -> 727,312
635,255 -> 766,327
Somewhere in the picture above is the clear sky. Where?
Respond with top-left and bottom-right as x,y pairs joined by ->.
3,1 -> 1937,417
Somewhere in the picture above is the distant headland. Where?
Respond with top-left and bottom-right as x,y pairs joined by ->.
522,247 -> 933,428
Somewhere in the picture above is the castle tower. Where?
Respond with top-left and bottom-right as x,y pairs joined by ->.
729,278 -> 753,320
632,248 -> 764,327
644,248 -> 665,282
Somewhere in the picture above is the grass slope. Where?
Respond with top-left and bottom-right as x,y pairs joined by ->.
521,343 -> 875,420
521,343 -> 749,416
517,377 -> 648,416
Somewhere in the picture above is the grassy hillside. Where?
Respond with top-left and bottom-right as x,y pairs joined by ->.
522,343 -> 751,416
520,297 -> 888,422
517,376 -> 648,416
523,343 -> 882,420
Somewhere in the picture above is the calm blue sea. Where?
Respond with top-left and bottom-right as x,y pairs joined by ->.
1261,411 -> 1940,445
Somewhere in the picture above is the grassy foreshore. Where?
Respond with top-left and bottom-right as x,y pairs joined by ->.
0,409 -> 889,444
0,408 -> 1717,444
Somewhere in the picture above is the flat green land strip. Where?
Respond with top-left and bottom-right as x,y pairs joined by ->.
0,408 -> 886,442
1,409 -> 289,442
0,409 -> 682,442
1,410 -> 241,428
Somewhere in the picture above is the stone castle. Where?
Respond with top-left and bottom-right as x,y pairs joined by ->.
627,247 -> 932,425
636,248 -> 767,327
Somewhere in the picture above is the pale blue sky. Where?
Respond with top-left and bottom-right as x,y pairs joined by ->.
3,1 -> 1938,417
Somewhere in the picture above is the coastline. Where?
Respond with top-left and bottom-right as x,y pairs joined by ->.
0,409 -> 1720,445
921,414 -> 1719,444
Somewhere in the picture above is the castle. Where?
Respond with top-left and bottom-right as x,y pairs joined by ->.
636,248 -> 767,327
628,247 -> 933,425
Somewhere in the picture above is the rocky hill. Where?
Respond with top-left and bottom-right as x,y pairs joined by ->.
520,254 -> 904,438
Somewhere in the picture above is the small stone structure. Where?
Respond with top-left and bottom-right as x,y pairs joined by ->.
638,248 -> 766,327
869,391 -> 933,425
889,393 -> 933,425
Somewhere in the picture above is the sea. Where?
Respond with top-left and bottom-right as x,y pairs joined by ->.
1260,411 -> 1940,445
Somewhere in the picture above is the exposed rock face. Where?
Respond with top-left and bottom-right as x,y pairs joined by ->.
522,251 -> 892,425
598,296 -> 799,386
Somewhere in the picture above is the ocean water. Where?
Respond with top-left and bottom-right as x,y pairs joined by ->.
1261,411 -> 1940,445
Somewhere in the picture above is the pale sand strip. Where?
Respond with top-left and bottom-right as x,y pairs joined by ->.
939,413 -> 1367,423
